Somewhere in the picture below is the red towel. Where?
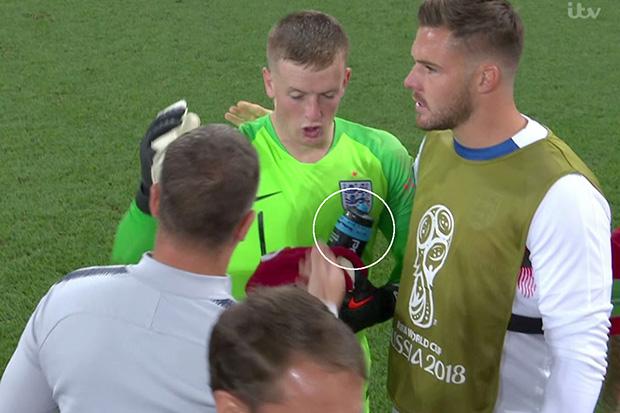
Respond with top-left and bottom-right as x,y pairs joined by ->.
246,246 -> 368,293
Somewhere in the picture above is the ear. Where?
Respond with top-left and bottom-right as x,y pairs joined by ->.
263,67 -> 275,99
213,390 -> 250,413
149,183 -> 161,218
477,64 -> 501,94
342,67 -> 352,90
233,210 -> 256,242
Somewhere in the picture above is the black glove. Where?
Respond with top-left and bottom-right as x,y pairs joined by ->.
135,100 -> 200,214
339,271 -> 398,333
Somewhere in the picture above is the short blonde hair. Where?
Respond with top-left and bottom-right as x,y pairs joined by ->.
267,10 -> 349,71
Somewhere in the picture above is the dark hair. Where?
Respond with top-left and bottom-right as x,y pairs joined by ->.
267,10 -> 349,70
209,286 -> 366,410
158,124 -> 259,248
418,0 -> 524,69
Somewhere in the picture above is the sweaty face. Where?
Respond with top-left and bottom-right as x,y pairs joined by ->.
256,358 -> 364,413
404,27 -> 475,131
263,54 -> 350,151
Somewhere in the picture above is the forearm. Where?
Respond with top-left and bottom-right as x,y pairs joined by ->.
111,200 -> 157,264
541,354 -> 607,413
382,207 -> 412,283
530,175 -> 612,411
382,144 -> 414,284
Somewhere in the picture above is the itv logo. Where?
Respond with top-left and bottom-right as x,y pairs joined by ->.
568,2 -> 602,19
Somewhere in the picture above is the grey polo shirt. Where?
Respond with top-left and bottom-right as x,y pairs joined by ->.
0,254 -> 234,413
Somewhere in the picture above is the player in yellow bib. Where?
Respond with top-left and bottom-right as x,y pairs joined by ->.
111,11 -> 414,412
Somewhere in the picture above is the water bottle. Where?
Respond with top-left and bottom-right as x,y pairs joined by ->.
327,202 -> 373,257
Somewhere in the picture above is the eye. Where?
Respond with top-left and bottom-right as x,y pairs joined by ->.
322,93 -> 336,99
289,94 -> 303,100
425,65 -> 437,73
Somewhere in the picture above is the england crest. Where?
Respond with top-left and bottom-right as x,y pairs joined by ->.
339,180 -> 373,211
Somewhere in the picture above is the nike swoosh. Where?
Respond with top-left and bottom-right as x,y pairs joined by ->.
348,296 -> 374,310
255,191 -> 282,202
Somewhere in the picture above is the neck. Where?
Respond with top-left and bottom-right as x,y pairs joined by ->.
453,96 -> 526,149
271,114 -> 334,163
151,230 -> 232,276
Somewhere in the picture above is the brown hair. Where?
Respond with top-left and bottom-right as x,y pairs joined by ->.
209,286 -> 366,410
267,10 -> 349,70
158,124 -> 259,248
418,0 -> 524,69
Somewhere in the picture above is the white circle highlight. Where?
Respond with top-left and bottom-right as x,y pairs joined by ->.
311,187 -> 396,271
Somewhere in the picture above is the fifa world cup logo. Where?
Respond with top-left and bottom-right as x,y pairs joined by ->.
409,205 -> 454,328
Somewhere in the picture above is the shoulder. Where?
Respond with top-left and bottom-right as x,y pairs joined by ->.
38,264 -> 147,327
61,264 -> 129,282
543,133 -> 602,190
335,117 -> 405,150
528,174 -> 611,275
238,115 -> 271,143
53,264 -> 133,300
334,117 -> 411,167
26,264 -> 144,348
533,174 -> 610,228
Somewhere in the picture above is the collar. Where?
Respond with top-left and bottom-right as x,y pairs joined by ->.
128,253 -> 233,299
453,115 -> 549,161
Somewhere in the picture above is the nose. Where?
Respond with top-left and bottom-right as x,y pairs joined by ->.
403,64 -> 420,92
304,96 -> 321,121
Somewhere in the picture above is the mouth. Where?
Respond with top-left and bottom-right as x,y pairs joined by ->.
414,95 -> 428,112
302,126 -> 322,139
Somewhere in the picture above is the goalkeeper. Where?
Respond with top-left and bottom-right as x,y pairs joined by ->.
112,11 -> 413,411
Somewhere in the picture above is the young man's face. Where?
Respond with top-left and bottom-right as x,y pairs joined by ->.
263,53 -> 350,150
404,26 -> 476,131
255,358 -> 364,413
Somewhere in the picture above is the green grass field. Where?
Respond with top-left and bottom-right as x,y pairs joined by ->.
1,0 -> 618,411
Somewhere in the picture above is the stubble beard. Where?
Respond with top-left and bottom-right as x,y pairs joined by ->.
416,84 -> 474,131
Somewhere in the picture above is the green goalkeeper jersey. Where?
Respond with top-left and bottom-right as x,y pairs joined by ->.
112,115 -> 414,298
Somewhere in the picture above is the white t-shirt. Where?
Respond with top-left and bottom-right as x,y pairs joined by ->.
0,254 -> 234,413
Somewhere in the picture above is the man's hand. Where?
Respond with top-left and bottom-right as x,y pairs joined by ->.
299,243 -> 346,315
224,100 -> 272,127
136,100 -> 200,214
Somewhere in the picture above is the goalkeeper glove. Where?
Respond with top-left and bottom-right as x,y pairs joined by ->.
136,100 -> 201,214
339,277 -> 398,333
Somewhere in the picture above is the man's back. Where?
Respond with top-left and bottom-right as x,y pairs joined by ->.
0,255 -> 233,413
